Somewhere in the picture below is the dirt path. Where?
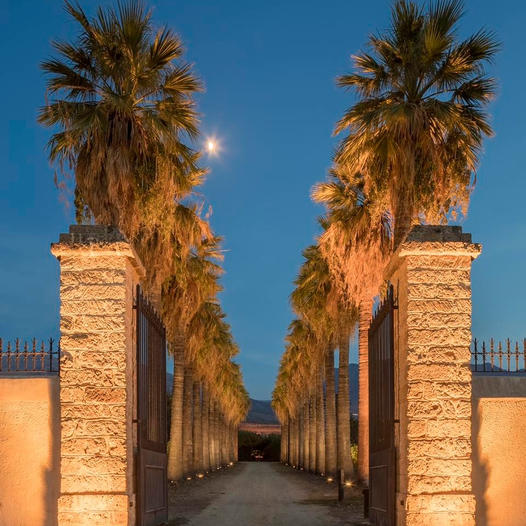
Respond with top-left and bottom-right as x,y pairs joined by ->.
168,462 -> 367,526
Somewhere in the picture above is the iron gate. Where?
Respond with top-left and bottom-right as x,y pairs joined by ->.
368,286 -> 396,526
136,286 -> 168,526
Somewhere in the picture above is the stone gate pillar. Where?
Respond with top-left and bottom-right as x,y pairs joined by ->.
52,225 -> 144,526
386,226 -> 481,526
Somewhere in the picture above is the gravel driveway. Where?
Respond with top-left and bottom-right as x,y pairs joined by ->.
168,462 -> 367,526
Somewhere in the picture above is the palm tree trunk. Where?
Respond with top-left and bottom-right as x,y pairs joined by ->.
167,336 -> 184,481
393,178 -> 414,249
182,363 -> 194,476
298,408 -> 303,468
289,417 -> 295,467
210,399 -> 218,469
325,348 -> 337,477
303,399 -> 309,470
201,385 -> 210,472
281,417 -> 289,463
220,415 -> 228,466
192,381 -> 202,474
234,425 -> 239,462
229,423 -> 235,463
337,329 -> 354,481
295,415 -> 301,468
358,298 -> 372,484
316,364 -> 326,475
309,392 -> 316,473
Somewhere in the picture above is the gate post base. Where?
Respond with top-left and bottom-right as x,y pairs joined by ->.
57,494 -> 129,525
405,494 -> 475,525
52,226 -> 144,526
385,226 -> 480,526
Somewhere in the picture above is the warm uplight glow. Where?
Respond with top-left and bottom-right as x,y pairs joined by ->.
326,477 -> 334,483
186,476 -> 192,481
345,481 -> 353,487
229,461 -> 234,466
197,473 -> 204,479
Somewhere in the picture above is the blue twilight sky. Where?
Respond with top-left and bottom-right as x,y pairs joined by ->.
1,0 -> 525,399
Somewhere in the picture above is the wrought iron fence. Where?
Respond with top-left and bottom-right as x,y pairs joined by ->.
471,338 -> 526,373
0,338 -> 60,374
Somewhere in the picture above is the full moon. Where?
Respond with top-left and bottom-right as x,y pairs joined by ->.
207,140 -> 216,153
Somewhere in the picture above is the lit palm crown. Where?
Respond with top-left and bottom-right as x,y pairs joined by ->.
313,0 -> 498,303
39,1 -> 203,232
335,0 -> 497,236
336,0 -> 498,237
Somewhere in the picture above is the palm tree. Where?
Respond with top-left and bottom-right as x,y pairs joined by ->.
333,0 -> 498,248
315,365 -> 326,475
324,347 -> 337,477
313,176 -> 390,484
357,298 -> 372,483
39,1 -> 202,236
337,325 -> 354,481
308,391 -> 317,473
192,381 -> 203,475
40,0 -> 251,484
164,239 -> 223,480
201,383 -> 211,472
291,245 -> 358,480
314,0 -> 497,485
182,363 -> 194,477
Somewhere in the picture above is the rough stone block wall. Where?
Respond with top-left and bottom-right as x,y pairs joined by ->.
388,226 -> 480,526
52,226 -> 142,526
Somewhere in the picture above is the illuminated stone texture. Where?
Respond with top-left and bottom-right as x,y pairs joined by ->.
52,226 -> 143,526
386,226 -> 480,526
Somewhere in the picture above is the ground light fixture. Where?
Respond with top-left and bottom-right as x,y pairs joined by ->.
197,473 -> 204,479
326,477 -> 334,483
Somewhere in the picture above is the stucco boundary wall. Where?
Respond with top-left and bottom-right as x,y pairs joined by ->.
386,225 -> 480,526
51,225 -> 144,526
0,375 -> 60,526
472,374 -> 526,526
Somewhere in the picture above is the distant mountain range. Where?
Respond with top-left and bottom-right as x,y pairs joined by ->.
244,364 -> 359,424
168,364 -> 360,425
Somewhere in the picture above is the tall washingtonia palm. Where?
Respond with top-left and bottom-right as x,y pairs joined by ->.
291,245 -> 358,480
334,0 -> 498,248
164,239 -> 223,480
313,0 -> 497,483
313,178 -> 390,483
39,1 -> 202,243
40,0 -> 249,483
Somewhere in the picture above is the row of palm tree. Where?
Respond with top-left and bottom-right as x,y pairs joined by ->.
274,0 -> 497,484
273,244 -> 357,481
39,0 -> 249,483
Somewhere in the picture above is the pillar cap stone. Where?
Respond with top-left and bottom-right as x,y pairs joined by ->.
51,224 -> 145,279
385,225 -> 481,279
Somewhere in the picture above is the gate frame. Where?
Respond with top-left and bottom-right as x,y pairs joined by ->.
368,286 -> 396,526
135,285 -> 168,526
